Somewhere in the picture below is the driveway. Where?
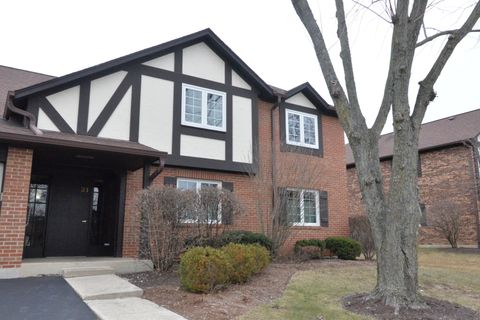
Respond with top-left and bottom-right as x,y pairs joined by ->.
0,276 -> 96,320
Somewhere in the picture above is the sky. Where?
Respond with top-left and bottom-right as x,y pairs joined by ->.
1,0 -> 479,134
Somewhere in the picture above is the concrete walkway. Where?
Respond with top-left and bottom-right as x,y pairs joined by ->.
64,267 -> 186,320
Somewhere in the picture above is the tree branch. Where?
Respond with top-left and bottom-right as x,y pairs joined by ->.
370,71 -> 392,136
291,0 -> 368,141
416,29 -> 480,47
411,1 -> 480,129
335,0 -> 361,110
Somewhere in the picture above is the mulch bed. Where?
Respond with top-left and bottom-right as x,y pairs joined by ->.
343,293 -> 480,320
123,259 -> 371,320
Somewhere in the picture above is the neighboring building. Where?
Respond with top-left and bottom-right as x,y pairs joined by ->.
0,29 -> 349,277
346,110 -> 480,246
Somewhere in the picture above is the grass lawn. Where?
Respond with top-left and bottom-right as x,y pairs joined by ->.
240,247 -> 480,320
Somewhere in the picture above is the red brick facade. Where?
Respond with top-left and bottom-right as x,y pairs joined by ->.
123,100 -> 350,257
0,147 -> 33,268
347,144 -> 480,246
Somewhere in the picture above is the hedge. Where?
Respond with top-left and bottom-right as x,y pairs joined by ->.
325,237 -> 361,260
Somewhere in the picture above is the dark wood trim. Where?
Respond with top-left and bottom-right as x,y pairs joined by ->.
166,155 -> 254,173
138,64 -> 253,98
279,102 -> 323,157
180,126 -> 226,140
225,64 -> 233,162
172,49 -> 183,156
251,93 -> 259,173
77,82 -> 90,134
38,97 -> 75,134
130,71 -> 141,142
115,171 -> 126,257
88,74 -> 133,136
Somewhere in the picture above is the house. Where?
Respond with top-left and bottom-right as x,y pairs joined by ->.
0,29 -> 349,277
346,109 -> 480,247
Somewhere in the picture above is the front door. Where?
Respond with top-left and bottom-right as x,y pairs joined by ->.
44,174 -> 92,256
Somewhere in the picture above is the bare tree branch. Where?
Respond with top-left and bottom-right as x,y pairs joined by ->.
416,28 -> 480,47
370,72 -> 392,136
336,0 -> 361,110
291,0 -> 368,142
411,1 -> 480,129
350,0 -> 392,23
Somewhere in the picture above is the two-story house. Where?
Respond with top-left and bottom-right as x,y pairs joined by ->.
0,29 -> 349,277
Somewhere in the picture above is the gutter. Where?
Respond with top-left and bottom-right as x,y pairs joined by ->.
5,91 -> 43,136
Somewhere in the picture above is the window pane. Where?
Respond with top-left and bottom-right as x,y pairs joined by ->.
185,88 -> 202,124
207,93 -> 223,127
177,180 -> 197,191
303,191 -> 317,224
287,190 -> 301,223
200,182 -> 218,189
35,188 -> 48,203
303,116 -> 316,145
288,113 -> 301,142
34,204 -> 47,217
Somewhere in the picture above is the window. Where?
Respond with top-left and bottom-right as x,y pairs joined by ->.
25,184 -> 49,248
286,109 -> 319,149
286,189 -> 320,226
177,178 -> 222,222
182,84 -> 226,131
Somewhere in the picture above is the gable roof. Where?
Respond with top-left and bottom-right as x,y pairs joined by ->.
0,65 -> 54,116
13,29 -> 274,105
345,108 -> 480,166
284,82 -> 337,117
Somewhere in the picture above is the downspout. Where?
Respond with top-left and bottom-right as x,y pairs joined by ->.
464,139 -> 480,248
6,91 -> 43,135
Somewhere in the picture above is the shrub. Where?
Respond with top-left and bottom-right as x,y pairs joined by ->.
325,237 -> 361,260
179,247 -> 232,293
247,244 -> 270,273
294,239 -> 326,260
349,216 -> 375,260
184,235 -> 224,249
220,230 -> 273,252
221,243 -> 257,283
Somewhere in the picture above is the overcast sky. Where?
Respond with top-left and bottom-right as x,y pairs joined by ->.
1,0 -> 479,134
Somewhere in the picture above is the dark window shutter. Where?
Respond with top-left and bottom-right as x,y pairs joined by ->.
420,203 -> 427,226
164,176 -> 177,187
222,181 -> 233,192
277,187 -> 289,226
319,191 -> 329,227
221,181 -> 234,225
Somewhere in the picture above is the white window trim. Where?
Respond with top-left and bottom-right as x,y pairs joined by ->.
287,188 -> 320,227
181,83 -> 227,132
285,109 -> 319,149
176,178 -> 222,224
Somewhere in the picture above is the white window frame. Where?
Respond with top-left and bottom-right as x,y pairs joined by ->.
286,188 -> 320,227
181,83 -> 227,132
176,178 -> 223,223
285,109 -> 319,149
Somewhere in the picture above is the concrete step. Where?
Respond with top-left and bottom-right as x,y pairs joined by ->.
65,274 -> 143,300
86,297 -> 187,320
62,266 -> 114,278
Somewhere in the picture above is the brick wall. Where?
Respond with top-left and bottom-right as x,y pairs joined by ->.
347,144 -> 480,246
125,99 -> 350,257
0,147 -> 33,268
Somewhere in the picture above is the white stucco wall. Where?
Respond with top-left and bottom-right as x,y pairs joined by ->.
98,87 -> 131,140
180,135 -> 225,160
286,92 -> 317,110
45,85 -> 80,132
231,70 -> 251,90
37,108 -> 59,132
182,42 -> 225,83
142,53 -> 175,71
232,95 -> 252,163
139,76 -> 174,153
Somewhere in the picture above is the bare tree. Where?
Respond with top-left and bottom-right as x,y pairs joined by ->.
292,0 -> 480,309
431,201 -> 461,248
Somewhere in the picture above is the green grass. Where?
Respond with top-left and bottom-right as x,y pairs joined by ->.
241,247 -> 480,320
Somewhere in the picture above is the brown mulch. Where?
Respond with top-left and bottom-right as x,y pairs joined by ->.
343,293 -> 480,320
123,259 -> 372,320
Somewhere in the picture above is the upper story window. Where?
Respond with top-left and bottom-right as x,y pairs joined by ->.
181,84 -> 226,132
286,188 -> 320,227
286,109 -> 319,149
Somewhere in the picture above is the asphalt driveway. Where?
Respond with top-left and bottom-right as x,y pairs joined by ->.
0,276 -> 96,320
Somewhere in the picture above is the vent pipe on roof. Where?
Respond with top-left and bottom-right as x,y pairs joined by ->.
5,92 -> 43,136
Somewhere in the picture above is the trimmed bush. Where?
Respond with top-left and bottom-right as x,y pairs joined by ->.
294,239 -> 326,260
179,247 -> 232,293
325,237 -> 361,260
247,244 -> 270,273
221,243 -> 257,283
220,231 -> 273,252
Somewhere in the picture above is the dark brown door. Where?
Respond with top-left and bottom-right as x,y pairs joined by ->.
44,174 -> 92,256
